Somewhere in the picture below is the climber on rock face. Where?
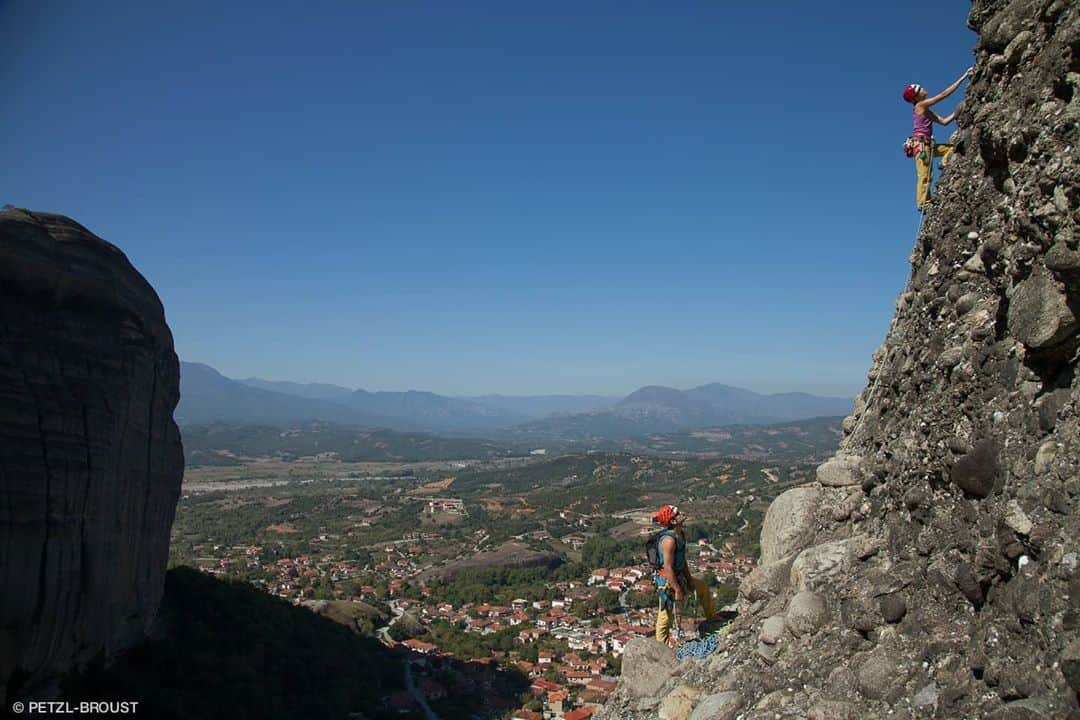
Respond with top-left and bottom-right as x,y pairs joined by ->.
904,67 -> 973,210
651,504 -> 719,645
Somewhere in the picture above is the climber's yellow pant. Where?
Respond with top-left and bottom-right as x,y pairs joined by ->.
655,575 -> 716,643
915,142 -> 955,209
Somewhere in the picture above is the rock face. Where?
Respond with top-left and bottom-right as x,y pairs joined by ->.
758,485 -> 821,564
597,2 -> 1078,717
0,209 -> 183,701
619,638 -> 677,699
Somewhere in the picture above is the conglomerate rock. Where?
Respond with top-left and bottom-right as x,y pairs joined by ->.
599,0 -> 1078,717
0,209 -> 183,702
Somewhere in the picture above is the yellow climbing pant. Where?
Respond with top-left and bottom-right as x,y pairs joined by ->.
655,575 -> 717,644
915,141 -> 955,209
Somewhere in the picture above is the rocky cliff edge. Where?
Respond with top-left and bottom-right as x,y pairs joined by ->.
0,209 -> 183,702
600,0 -> 1078,718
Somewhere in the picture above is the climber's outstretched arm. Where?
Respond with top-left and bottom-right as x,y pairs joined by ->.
920,67 -> 973,108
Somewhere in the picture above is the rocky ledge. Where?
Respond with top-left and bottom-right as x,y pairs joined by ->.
599,0 -> 1078,718
0,209 -> 183,702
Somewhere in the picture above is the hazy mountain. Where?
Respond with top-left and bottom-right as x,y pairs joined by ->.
177,362 -> 398,428
343,389 -> 526,432
239,378 -> 355,403
460,394 -> 618,418
181,363 -> 523,432
182,363 -> 851,437
513,383 -> 852,437
236,384 -> 616,421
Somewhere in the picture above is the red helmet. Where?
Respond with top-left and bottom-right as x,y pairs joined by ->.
903,84 -> 923,103
653,504 -> 679,527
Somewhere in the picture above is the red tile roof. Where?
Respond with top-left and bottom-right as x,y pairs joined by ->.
564,709 -> 595,720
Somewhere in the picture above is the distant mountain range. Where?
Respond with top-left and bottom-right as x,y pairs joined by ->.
501,384 -> 852,440
239,377 -> 355,403
458,394 -> 617,418
176,362 -> 852,436
177,363 -> 519,432
177,363 -> 396,428
237,381 -> 617,419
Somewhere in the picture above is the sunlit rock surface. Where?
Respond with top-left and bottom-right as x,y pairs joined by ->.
598,0 -> 1078,716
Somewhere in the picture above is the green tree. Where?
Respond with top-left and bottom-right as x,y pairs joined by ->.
593,588 -> 620,613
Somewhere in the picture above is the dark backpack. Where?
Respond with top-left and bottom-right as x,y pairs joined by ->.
645,529 -> 673,569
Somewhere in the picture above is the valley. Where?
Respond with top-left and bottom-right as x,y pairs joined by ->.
170,450 -> 812,718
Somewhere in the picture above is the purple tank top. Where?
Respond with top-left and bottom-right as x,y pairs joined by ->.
913,110 -> 933,139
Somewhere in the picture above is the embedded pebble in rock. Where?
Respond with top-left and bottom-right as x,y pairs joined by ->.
658,685 -> 700,720
950,438 -> 1001,498
937,346 -> 965,369
913,683 -> 940,711
738,555 -> 794,607
758,486 -> 822,564
786,591 -> 828,636
1007,273 -> 1078,349
1005,501 -> 1034,535
878,593 -> 907,623
790,538 -> 860,592
1046,241 -> 1080,274
1034,441 -> 1058,474
842,596 -> 878,634
1036,389 -> 1069,431
857,650 -> 903,701
619,638 -> 678,699
687,691 -> 742,720
956,292 -> 980,314
817,454 -> 865,487
963,253 -> 987,273
826,666 -> 860,698
758,615 -> 786,645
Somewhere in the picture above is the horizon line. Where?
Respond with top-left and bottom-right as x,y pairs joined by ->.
181,359 -> 860,400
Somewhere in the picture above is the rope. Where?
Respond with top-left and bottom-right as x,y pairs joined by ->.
675,633 -> 722,662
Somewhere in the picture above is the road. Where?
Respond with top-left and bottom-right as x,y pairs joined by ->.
369,602 -> 441,720
376,599 -> 404,646
403,660 -> 441,720
374,603 -> 442,719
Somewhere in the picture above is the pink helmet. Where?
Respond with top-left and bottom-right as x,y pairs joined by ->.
903,84 -> 924,103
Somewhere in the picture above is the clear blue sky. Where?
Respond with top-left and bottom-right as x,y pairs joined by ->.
1,1 -> 975,397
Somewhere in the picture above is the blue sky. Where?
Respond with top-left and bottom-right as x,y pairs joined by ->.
1,1 -> 975,397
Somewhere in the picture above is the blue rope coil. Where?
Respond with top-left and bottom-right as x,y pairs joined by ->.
675,632 -> 722,662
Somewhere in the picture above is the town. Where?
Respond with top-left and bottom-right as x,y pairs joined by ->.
172,452 -> 798,718
185,510 -> 756,718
